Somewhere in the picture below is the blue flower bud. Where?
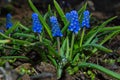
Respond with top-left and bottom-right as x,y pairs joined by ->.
82,10 -> 90,28
66,10 -> 80,34
6,13 -> 13,29
65,13 -> 71,22
32,13 -> 42,34
50,16 -> 63,37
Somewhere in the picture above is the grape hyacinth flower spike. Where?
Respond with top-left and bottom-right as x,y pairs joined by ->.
6,13 -> 13,29
82,10 -> 90,28
32,13 -> 42,34
66,10 -> 80,34
50,16 -> 63,37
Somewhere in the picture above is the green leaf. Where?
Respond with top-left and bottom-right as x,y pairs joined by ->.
66,37 -> 70,59
19,23 -> 30,31
0,32 -> 31,45
0,32 -> 12,39
92,30 -> 120,53
90,37 -> 98,44
100,16 -> 117,28
48,44 -> 59,57
84,16 -> 117,45
48,5 -> 53,16
13,33 -> 36,39
83,44 -> 112,53
44,12 -> 49,21
29,41 -> 59,57
53,0 -> 67,25
5,22 -> 20,35
84,27 -> 101,46
72,53 -> 80,65
99,26 -> 120,32
79,28 -> 85,48
12,39 -> 31,45
86,16 -> 117,39
0,40 -> 10,43
53,0 -> 68,33
61,21 -> 69,33
57,66 -> 62,79
78,2 -> 87,15
28,0 -> 53,40
78,2 -> 87,24
0,56 -> 29,60
100,30 -> 120,45
78,62 -> 120,79
60,38 -> 67,57
48,55 -> 57,67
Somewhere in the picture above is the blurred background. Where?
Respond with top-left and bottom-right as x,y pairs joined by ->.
0,0 -> 120,24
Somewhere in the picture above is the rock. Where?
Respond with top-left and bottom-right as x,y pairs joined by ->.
34,62 -> 57,80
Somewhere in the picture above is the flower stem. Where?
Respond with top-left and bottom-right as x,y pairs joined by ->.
80,27 -> 85,48
70,33 -> 75,60
57,37 -> 60,56
38,34 -> 42,42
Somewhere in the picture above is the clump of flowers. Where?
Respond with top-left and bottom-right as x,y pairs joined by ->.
82,10 -> 90,28
32,13 -> 42,33
6,13 -> 13,29
50,16 -> 63,37
66,10 -> 80,34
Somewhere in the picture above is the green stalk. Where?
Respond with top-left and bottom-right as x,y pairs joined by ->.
38,34 -> 42,42
78,62 -> 120,79
57,37 -> 60,56
80,27 -> 85,48
70,33 -> 75,60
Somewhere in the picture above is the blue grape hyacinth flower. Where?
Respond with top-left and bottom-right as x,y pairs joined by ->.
32,13 -> 42,34
82,10 -> 90,28
50,16 -> 63,37
6,13 -> 13,29
66,10 -> 80,34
